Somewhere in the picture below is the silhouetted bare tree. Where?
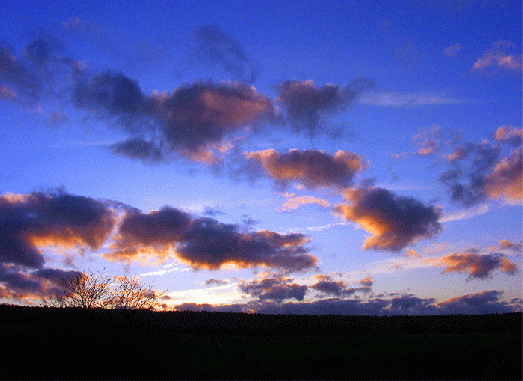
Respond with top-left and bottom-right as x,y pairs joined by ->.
49,269 -> 113,308
47,269 -> 164,309
111,275 -> 164,310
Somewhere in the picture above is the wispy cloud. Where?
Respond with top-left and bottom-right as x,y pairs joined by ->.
473,40 -> 522,71
360,91 -> 462,107
444,43 -> 463,58
439,204 -> 490,223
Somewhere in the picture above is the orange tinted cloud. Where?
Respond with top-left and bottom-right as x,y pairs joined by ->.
240,276 -> 307,302
483,147 -> 522,202
107,207 -> 317,271
499,239 -> 521,251
276,79 -> 373,135
0,85 -> 16,101
473,41 -> 522,71
280,194 -> 330,211
310,274 -> 372,296
435,250 -> 518,279
0,190 -> 116,269
76,77 -> 274,163
494,126 -> 522,146
335,187 -> 441,251
246,148 -> 365,189
156,82 -> 273,153
405,249 -> 422,258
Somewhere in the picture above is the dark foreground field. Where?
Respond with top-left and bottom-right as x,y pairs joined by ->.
0,305 -> 521,379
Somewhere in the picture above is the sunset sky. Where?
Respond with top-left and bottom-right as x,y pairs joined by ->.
1,0 -> 521,314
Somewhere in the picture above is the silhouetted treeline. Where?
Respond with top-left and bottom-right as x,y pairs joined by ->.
1,304 -> 521,336
0,305 -> 521,379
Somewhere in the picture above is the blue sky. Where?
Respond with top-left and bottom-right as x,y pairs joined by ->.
0,0 -> 521,314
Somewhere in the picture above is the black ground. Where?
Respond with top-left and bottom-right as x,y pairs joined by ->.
0,305 -> 521,379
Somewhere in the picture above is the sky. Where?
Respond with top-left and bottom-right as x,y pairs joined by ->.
0,0 -> 521,315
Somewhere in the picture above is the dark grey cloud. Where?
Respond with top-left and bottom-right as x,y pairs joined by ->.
499,239 -> 522,251
108,137 -> 166,164
176,221 -> 316,271
437,250 -> 518,279
439,142 -> 501,207
108,207 -> 317,271
276,78 -> 374,136
335,187 -> 441,251
389,294 -> 438,314
483,147 -> 522,202
0,35 -> 73,102
0,190 -> 117,269
155,82 -> 273,153
193,25 -> 257,82
436,290 -> 518,314
245,149 -> 365,189
0,263 -> 83,300
202,206 -> 225,216
495,126 -> 523,147
92,80 -> 274,164
310,274 -> 372,297
255,297 -> 390,315
240,277 -> 307,302
205,278 -> 228,287
0,264 -> 41,293
74,71 -> 146,115
0,43 -> 39,99
173,290 -> 521,315
23,35 -> 63,67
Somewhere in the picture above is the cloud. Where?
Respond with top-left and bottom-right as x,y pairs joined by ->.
173,289 -> 521,315
276,79 -> 373,135
389,294 -> 437,314
309,274 -> 372,297
108,138 -> 166,164
74,71 -> 146,115
310,275 -> 348,296
472,40 -> 522,71
335,187 -> 441,251
444,43 -> 463,58
240,276 -> 307,302
23,35 -> 63,67
499,239 -> 522,251
0,190 -> 116,269
202,206 -> 225,216
279,194 -> 331,212
206,278 -> 228,286
253,298 -> 390,315
483,147 -> 522,202
494,126 -> 523,147
439,141 -> 501,207
435,250 -> 518,279
192,25 -> 257,82
411,125 -> 458,156
106,206 -> 192,263
107,207 -> 317,271
0,35 -> 72,102
437,290 -> 518,314
438,204 -> 490,223
359,276 -> 373,287
360,92 -> 461,107
0,43 -> 39,99
246,149 -> 365,189
0,263 -> 84,301
73,73 -> 275,163
150,82 -> 274,158
0,85 -> 17,101
405,249 -> 422,258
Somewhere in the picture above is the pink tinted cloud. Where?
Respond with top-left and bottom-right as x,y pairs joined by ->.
473,41 -> 522,71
